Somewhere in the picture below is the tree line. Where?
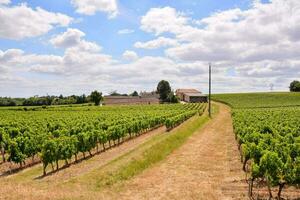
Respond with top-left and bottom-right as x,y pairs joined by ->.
1,80 -> 180,106
0,90 -> 138,107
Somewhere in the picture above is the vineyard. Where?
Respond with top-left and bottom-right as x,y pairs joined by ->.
0,103 -> 206,176
212,92 -> 300,108
213,93 -> 300,199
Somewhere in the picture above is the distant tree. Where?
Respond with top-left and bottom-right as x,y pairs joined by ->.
109,91 -> 128,96
0,98 -> 17,106
82,94 -> 87,103
130,91 -> 139,96
290,80 -> 300,92
75,94 -> 87,104
8,100 -> 16,106
157,80 -> 171,102
167,92 -> 179,103
45,95 -> 54,105
90,90 -> 103,106
109,91 -> 121,96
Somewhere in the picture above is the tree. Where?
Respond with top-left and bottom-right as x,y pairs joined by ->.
75,94 -> 87,104
167,92 -> 179,103
90,90 -> 103,106
109,91 -> 121,96
109,90 -> 128,96
157,80 -> 171,102
7,100 -> 16,106
290,80 -> 300,92
130,91 -> 139,96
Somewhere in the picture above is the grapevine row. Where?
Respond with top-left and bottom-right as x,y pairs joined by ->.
232,107 -> 300,199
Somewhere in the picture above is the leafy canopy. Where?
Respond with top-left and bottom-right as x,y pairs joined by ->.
90,90 -> 103,106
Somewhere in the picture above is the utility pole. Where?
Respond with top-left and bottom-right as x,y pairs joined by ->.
208,63 -> 212,118
270,83 -> 274,91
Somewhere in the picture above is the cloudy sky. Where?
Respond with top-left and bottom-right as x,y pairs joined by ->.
0,0 -> 299,97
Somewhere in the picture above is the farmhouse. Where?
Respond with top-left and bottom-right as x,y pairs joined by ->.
104,96 -> 159,105
176,89 -> 208,103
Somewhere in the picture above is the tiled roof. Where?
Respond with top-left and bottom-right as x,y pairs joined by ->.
176,89 -> 201,93
184,93 -> 207,97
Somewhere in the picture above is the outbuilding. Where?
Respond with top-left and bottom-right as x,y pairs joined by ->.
175,89 -> 208,103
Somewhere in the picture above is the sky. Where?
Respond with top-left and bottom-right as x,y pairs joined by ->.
0,0 -> 299,97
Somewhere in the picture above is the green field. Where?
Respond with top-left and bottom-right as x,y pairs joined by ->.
213,92 -> 300,198
0,103 -> 206,175
212,92 -> 300,108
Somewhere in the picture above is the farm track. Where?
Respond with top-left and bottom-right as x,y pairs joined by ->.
107,103 -> 249,200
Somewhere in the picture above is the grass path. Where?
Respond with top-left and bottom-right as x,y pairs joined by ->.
107,103 -> 248,200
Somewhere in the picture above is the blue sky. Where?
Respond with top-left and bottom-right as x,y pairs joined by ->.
0,0 -> 299,97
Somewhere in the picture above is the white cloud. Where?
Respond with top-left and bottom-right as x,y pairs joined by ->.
122,50 -> 138,61
50,28 -> 85,48
0,3 -> 72,40
134,37 -> 179,49
118,29 -> 135,34
0,49 -> 24,63
50,28 -> 101,52
141,7 -> 190,35
0,0 -> 10,5
165,1 -> 300,64
12,48 -> 113,76
0,29 -> 113,76
71,0 -> 118,18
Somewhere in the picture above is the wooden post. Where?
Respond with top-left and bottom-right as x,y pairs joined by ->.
209,63 -> 212,118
